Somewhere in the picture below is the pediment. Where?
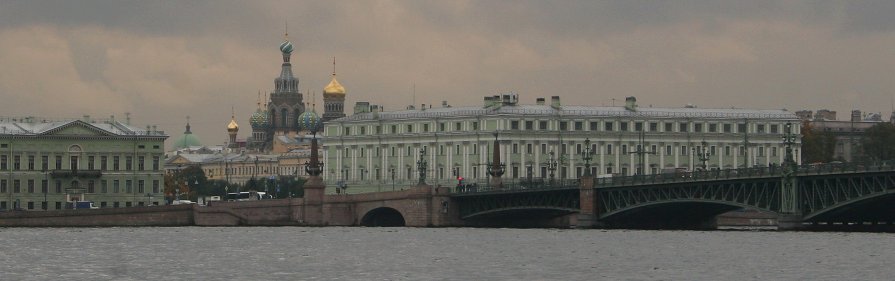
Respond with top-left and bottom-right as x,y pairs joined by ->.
40,121 -> 115,137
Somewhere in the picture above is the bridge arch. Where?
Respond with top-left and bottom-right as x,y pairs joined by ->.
463,206 -> 578,220
600,200 -> 763,229
802,192 -> 895,223
360,207 -> 406,227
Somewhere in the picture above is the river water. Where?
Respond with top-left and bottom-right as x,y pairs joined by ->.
0,227 -> 891,280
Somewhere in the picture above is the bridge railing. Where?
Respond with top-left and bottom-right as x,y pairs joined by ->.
452,178 -> 579,194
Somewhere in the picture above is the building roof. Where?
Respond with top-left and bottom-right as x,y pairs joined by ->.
0,117 -> 166,137
336,103 -> 798,122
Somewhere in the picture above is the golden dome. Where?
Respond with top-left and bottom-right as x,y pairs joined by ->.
323,74 -> 346,96
227,116 -> 239,132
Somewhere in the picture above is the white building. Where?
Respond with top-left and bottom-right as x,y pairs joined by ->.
323,95 -> 801,193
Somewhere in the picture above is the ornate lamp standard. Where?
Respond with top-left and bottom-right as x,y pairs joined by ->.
545,151 -> 559,185
581,138 -> 595,177
693,140 -> 710,171
780,122 -> 799,213
416,147 -> 428,185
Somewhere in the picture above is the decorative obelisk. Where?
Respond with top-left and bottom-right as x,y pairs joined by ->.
298,104 -> 325,225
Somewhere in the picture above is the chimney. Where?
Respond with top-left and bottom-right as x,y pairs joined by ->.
421,104 -> 426,111
624,96 -> 637,111
550,96 -> 561,108
536,98 -> 545,105
442,101 -> 449,108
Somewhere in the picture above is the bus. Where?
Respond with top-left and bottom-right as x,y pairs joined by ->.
225,191 -> 272,201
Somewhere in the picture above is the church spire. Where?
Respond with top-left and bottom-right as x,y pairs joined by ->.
184,116 -> 192,134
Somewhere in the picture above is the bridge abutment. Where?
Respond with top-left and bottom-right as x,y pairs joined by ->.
576,176 -> 599,229
302,176 -> 326,225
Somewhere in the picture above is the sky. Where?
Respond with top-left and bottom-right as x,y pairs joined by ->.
2,1 -> 895,148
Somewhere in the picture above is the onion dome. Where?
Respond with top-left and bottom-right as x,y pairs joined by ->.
298,110 -> 322,133
323,75 -> 346,96
227,116 -> 239,133
249,108 -> 270,129
279,40 -> 294,54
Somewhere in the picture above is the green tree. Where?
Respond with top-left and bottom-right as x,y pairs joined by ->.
800,121 -> 836,163
861,122 -> 895,162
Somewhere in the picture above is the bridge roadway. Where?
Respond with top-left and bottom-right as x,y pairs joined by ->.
450,163 -> 895,230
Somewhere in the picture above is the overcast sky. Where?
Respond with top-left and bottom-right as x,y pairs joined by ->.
2,1 -> 895,147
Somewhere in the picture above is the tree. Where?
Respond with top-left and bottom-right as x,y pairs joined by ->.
800,120 -> 836,163
861,122 -> 895,162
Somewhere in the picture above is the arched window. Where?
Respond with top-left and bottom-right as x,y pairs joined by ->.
281,108 -> 289,127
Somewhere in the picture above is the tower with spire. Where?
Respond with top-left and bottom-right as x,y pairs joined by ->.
268,29 -> 305,137
322,57 -> 347,122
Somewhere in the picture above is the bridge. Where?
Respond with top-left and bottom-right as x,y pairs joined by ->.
450,163 -> 895,230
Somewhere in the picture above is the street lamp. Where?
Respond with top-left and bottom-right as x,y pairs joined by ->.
390,168 -> 396,191
525,162 -> 533,188
581,138 -> 595,177
545,151 -> 559,185
693,140 -> 710,171
146,193 -> 152,206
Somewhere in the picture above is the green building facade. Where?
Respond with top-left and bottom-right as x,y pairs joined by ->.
0,117 -> 168,210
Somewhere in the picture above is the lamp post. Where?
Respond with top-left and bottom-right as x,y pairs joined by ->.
581,138 -> 595,177
390,168 -> 396,191
525,162 -> 533,187
146,193 -> 152,206
693,140 -> 710,171
545,151 -> 559,185
42,169 -> 48,210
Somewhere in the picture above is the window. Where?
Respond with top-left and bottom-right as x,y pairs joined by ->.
125,156 -> 132,170
510,121 -> 519,130
344,127 -> 351,135
0,180 -> 5,193
88,180 -> 95,193
649,122 -> 658,132
665,123 -> 673,132
527,144 -> 533,154
619,122 -> 628,131
55,180 -> 61,193
101,180 -> 107,193
1,155 -> 6,170
559,122 -> 568,131
101,156 -> 108,170
113,180 -> 120,193
391,125 -> 397,134
153,180 -> 160,193
138,156 -> 145,171
126,180 -> 132,193
13,180 -> 20,193
472,122 -> 479,130
360,127 -> 366,135
69,156 -> 78,170
634,122 -> 643,132
666,145 -> 672,155
27,155 -> 34,170
694,123 -> 703,133
27,180 -> 34,193
41,156 -> 48,171
621,145 -> 628,154
539,121 -> 548,130
574,122 -> 583,131
439,123 -> 446,131
757,124 -> 765,133
138,180 -> 145,194
561,144 -> 568,154
680,146 -> 688,156
540,144 -> 547,154
41,180 -> 48,194
606,144 -> 614,155
772,147 -> 778,157
455,145 -> 460,155
679,123 -> 688,132
375,126 -> 381,134
14,156 -> 20,170
455,122 -> 462,130
758,147 -> 765,157
87,156 -> 94,170
525,121 -> 534,130
590,122 -> 598,130
113,156 -> 120,171
738,123 -> 747,133
423,124 -> 429,132
512,144 -> 518,154
770,124 -> 779,134
152,156 -> 160,170
722,124 -> 732,133
651,145 -> 658,153
604,122 -> 614,131
710,146 -> 717,156
709,123 -> 717,133
725,146 -> 731,156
